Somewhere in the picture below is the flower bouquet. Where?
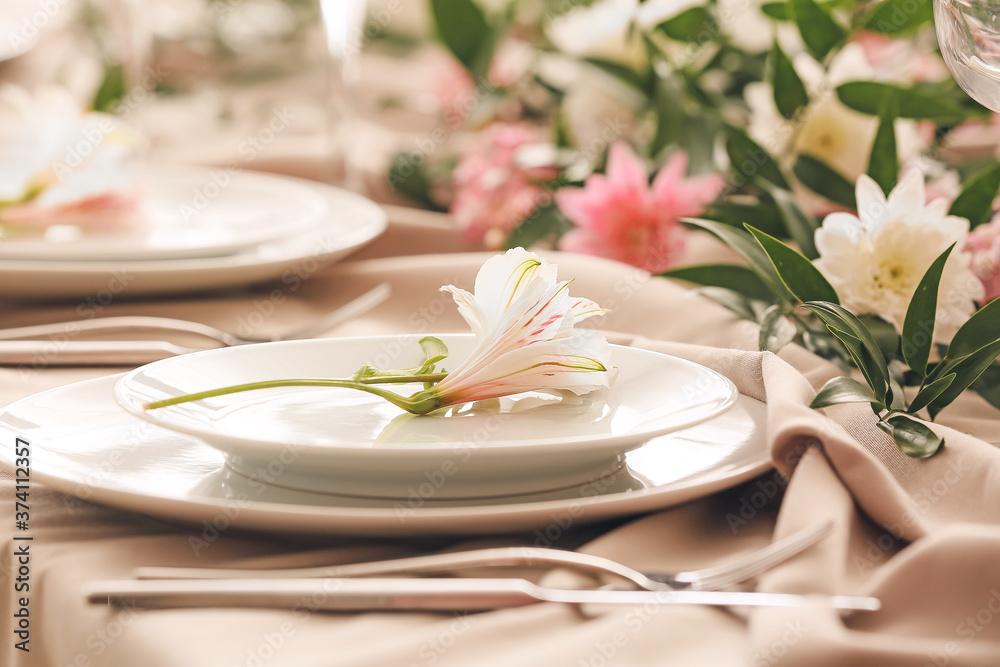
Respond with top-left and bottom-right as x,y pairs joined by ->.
379,0 -> 1000,456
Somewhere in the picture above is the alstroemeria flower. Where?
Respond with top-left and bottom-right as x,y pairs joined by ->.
814,170 -> 984,342
0,85 -> 143,232
450,123 -> 557,249
555,142 -> 723,273
429,248 -> 611,409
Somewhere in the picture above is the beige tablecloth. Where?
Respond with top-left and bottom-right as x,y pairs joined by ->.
2,221 -> 1000,666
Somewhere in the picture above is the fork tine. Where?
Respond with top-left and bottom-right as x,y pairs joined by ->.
669,519 -> 834,591
274,283 -> 392,341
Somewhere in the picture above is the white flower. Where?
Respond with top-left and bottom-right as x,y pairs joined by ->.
431,248 -> 611,407
745,45 -> 924,199
0,85 -> 143,229
544,0 -> 699,67
814,170 -> 984,342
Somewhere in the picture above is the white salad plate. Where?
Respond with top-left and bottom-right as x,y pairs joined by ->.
0,174 -> 386,299
114,334 -> 739,499
0,165 -> 329,261
0,374 -> 769,536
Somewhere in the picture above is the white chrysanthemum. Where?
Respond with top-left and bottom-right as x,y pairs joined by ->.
814,170 -> 984,342
745,45 -> 924,188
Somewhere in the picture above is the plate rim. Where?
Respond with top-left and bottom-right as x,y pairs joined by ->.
113,333 -> 740,454
0,165 -> 332,262
0,374 -> 772,536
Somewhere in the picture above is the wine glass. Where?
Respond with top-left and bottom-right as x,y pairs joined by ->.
935,0 -> 1000,112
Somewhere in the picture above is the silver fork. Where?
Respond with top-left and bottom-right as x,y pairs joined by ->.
0,283 -> 391,347
134,520 -> 833,592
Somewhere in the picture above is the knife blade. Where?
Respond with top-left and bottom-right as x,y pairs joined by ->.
0,340 -> 206,366
83,577 -> 880,612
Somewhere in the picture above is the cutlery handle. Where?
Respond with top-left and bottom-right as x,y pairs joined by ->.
84,578 -> 540,611
0,341 -> 199,366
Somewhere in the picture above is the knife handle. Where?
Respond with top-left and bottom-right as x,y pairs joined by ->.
0,341 -> 199,366
83,578 -> 541,611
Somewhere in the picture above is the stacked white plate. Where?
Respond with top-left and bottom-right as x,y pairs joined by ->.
0,164 -> 387,299
0,335 -> 771,536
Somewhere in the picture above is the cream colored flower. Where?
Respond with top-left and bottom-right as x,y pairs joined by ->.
814,170 -> 983,342
745,44 -> 925,209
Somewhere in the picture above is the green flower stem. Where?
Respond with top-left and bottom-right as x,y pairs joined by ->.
143,372 -> 449,415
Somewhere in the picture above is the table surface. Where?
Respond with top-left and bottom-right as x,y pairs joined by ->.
2,213 -> 1000,666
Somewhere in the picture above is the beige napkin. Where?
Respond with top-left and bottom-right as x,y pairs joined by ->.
3,248 -> 1000,666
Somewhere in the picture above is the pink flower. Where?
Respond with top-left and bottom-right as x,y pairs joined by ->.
450,123 -> 556,248
555,143 -> 723,272
0,189 -> 140,231
965,217 -> 1000,304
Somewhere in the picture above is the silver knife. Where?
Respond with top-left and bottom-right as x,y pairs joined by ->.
83,577 -> 880,612
0,340 -> 205,366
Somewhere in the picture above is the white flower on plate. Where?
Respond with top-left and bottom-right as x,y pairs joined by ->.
745,44 -> 925,205
431,248 -> 611,408
814,170 -> 984,342
0,85 -> 143,230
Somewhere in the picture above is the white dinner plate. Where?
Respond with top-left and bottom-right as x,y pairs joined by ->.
0,374 -> 770,536
114,335 -> 739,499
0,174 -> 386,299
0,165 -> 329,261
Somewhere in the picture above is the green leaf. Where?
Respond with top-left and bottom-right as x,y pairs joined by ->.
948,162 -> 1000,229
658,6 -> 717,42
659,264 -> 774,302
746,226 -> 838,303
879,415 -> 944,458
758,185 -> 820,259
761,2 -> 789,20
429,0 -> 491,75
947,296 -> 1000,359
505,203 -> 573,250
725,126 -> 790,189
758,304 -> 797,352
93,63 -> 126,113
385,152 -> 441,211
971,361 -> 1000,412
582,58 -> 649,92
788,0 -> 845,61
863,0 -> 934,34
908,373 -> 956,414
901,244 -> 954,377
696,287 -> 758,320
867,93 -> 899,196
824,326 -> 888,403
703,200 -> 787,238
792,155 -> 856,210
810,376 -> 878,409
805,302 -> 891,401
771,40 -> 808,119
929,338 -> 1000,418
836,81 -> 968,123
683,218 -> 797,303
651,74 -> 685,156
417,336 -> 450,374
